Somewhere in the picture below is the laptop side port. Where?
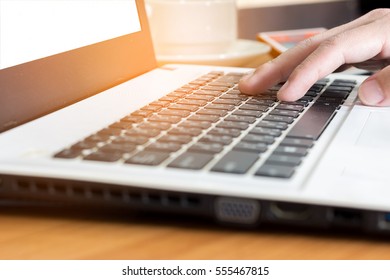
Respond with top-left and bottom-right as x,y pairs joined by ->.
269,202 -> 310,221
378,212 -> 390,230
331,208 -> 363,227
214,197 -> 260,225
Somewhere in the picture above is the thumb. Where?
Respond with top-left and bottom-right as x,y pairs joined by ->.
358,65 -> 390,106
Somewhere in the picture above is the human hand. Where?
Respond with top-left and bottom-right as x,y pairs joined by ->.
238,9 -> 390,106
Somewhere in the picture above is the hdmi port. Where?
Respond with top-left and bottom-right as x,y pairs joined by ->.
270,202 -> 310,221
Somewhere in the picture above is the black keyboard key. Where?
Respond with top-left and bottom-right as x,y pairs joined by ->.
148,115 -> 182,124
326,85 -> 353,92
206,104 -> 235,111
250,127 -> 281,137
159,109 -> 191,118
186,94 -> 214,102
265,154 -> 302,166
188,142 -> 224,154
113,135 -> 149,145
99,143 -> 136,154
209,82 -> 234,88
199,135 -> 232,145
125,128 -> 161,138
217,121 -> 249,130
174,87 -> 194,94
276,104 -> 304,112
131,110 -> 153,118
179,121 -> 212,129
188,114 -> 220,123
126,151 -> 170,166
138,122 -> 171,130
274,146 -> 308,157
331,80 -> 356,87
169,127 -> 203,137
257,121 -> 288,130
211,151 -> 259,174
224,115 -> 256,123
197,109 -> 228,117
110,121 -> 134,130
168,104 -> 199,112
321,90 -> 350,99
178,99 -> 207,107
209,128 -> 241,137
168,152 -> 214,170
287,103 -> 338,140
84,151 -> 123,162
246,99 -> 275,106
145,142 -> 182,153
234,142 -> 268,153
263,115 -> 294,124
233,109 -> 263,118
243,134 -> 275,145
298,96 -> 314,102
304,90 -> 319,97
269,109 -> 300,118
193,90 -> 222,97
54,149 -> 82,159
158,135 -> 193,144
255,164 -> 295,178
97,127 -> 122,136
240,104 -> 269,112
219,94 -> 248,101
121,115 -> 144,123
212,98 -> 242,106
316,96 -> 344,105
84,134 -> 111,143
280,137 -> 314,148
202,86 -> 228,92
70,141 -> 97,150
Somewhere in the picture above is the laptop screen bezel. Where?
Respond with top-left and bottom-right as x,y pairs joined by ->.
0,0 -> 156,133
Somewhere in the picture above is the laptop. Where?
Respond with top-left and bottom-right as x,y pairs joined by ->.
1,0 -> 390,235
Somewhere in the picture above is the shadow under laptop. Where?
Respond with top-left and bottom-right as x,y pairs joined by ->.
1,198 -> 389,245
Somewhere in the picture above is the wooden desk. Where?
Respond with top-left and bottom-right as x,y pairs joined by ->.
1,203 -> 390,260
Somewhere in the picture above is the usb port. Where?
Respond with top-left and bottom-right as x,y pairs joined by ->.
332,208 -> 362,227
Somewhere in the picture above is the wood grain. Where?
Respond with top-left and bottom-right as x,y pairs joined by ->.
1,205 -> 389,260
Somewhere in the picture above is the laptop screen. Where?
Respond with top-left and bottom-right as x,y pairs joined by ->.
0,0 -> 141,70
0,0 -> 156,133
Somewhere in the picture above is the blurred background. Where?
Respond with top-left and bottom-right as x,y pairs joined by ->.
238,0 -> 389,40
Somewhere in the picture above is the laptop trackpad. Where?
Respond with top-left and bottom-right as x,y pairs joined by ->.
341,109 -> 390,181
355,111 -> 390,148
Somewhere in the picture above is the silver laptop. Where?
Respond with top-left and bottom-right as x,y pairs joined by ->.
1,0 -> 390,234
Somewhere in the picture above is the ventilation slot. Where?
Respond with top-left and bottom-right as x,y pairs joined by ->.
16,180 -> 32,192
52,183 -> 68,196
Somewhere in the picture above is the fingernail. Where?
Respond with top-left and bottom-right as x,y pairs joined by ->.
359,78 -> 384,106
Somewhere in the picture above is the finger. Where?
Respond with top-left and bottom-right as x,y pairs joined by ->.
352,58 -> 390,71
277,19 -> 390,101
239,9 -> 390,96
359,65 -> 390,106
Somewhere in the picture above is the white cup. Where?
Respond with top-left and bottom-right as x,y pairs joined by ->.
145,0 -> 237,56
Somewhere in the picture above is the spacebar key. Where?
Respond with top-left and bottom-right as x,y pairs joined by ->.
287,103 -> 338,140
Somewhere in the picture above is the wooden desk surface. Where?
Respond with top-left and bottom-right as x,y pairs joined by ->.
1,203 -> 390,260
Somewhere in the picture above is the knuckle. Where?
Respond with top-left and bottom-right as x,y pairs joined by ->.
366,8 -> 390,19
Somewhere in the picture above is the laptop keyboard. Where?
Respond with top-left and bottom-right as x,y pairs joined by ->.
54,71 -> 356,179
